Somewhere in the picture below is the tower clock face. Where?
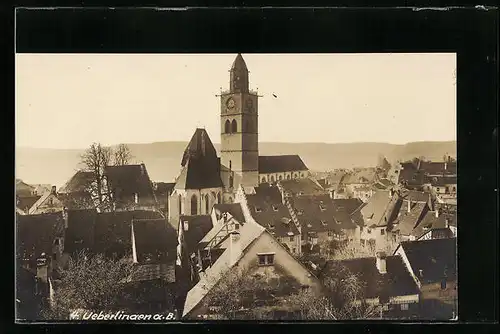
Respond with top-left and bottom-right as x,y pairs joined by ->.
226,98 -> 235,109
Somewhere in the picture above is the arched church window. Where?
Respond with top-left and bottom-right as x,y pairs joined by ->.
278,175 -> 283,181
217,193 -> 221,204
225,120 -> 231,134
270,175 -> 275,183
205,194 -> 210,214
231,119 -> 237,133
262,176 -> 267,183
229,160 -> 232,170
229,175 -> 234,188
178,195 -> 182,215
191,194 -> 198,215
286,175 -> 291,180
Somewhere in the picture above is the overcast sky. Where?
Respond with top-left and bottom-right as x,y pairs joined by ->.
16,53 -> 456,149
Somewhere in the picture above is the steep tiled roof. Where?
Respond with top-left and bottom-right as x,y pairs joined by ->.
253,185 -> 283,203
28,191 -> 61,214
175,129 -> 223,190
246,192 -> 299,238
360,190 -> 400,227
132,219 -> 178,263
321,256 -> 420,300
180,215 -> 214,255
425,175 -> 457,186
94,210 -> 164,257
332,198 -> 364,215
16,213 -> 65,267
279,178 -> 327,197
105,164 -> 156,204
411,210 -> 456,239
258,155 -> 308,174
16,195 -> 41,212
212,204 -> 245,223
64,209 -> 97,254
59,171 -> 94,193
399,190 -> 432,205
399,238 -> 457,284
391,201 -> 429,236
58,192 -> 95,210
154,182 -> 175,197
183,222 -> 266,317
292,195 -> 357,236
16,181 -> 35,197
128,263 -> 176,283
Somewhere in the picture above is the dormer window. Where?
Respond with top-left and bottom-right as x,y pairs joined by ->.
321,220 -> 328,226
272,205 -> 279,212
319,205 -> 326,212
307,223 -> 312,228
268,223 -> 275,230
234,223 -> 240,230
255,207 -> 262,213
299,191 -> 304,196
297,209 -> 304,216
281,218 -> 291,225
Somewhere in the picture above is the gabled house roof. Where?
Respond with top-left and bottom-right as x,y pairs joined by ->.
279,178 -> 327,197
64,209 -> 98,254
59,171 -> 94,193
128,263 -> 176,283
320,256 -> 420,301
154,182 -> 175,198
258,155 -> 308,174
179,215 -> 214,255
411,210 -> 457,239
212,204 -> 245,224
253,185 -> 283,203
16,180 -> 35,197
341,168 -> 378,185
182,221 -> 267,317
16,212 -> 65,268
245,192 -> 300,238
58,191 -> 95,210
28,191 -> 62,214
93,210 -> 164,257
391,201 -> 429,236
16,195 -> 41,212
175,129 -> 223,190
397,238 -> 457,285
332,198 -> 365,215
292,195 -> 357,236
360,190 -> 400,228
105,164 -> 156,204
132,218 -> 178,263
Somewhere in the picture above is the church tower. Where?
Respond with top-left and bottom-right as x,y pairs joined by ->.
220,54 -> 259,192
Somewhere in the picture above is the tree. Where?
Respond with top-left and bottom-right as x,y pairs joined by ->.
80,142 -> 112,211
287,262 -> 381,320
113,143 -> 133,166
40,251 -> 137,320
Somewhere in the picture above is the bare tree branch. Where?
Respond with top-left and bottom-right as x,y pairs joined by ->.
113,144 -> 133,166
80,143 -> 112,212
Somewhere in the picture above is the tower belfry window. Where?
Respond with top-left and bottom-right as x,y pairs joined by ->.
231,120 -> 237,133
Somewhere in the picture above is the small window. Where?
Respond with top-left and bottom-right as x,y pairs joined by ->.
360,239 -> 365,246
360,226 -> 364,232
292,248 -> 296,253
272,205 -> 279,212
297,209 -> 304,216
234,223 -> 240,230
328,231 -> 333,237
289,236 -> 294,242
441,279 -> 447,290
255,206 -> 262,213
367,229 -> 372,234
381,229 -> 385,235
400,303 -> 409,311
52,253 -> 57,260
54,239 -> 59,245
258,254 -> 274,266
321,220 -> 328,226
268,223 -> 275,230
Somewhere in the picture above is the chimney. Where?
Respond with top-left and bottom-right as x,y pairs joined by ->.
140,163 -> 146,175
51,186 -> 56,195
229,231 -> 242,265
407,199 -> 412,213
183,220 -> 189,231
134,193 -> 139,204
329,190 -> 335,199
376,252 -> 387,274
435,209 -> 439,218
36,253 -> 49,283
445,218 -> 449,229
444,162 -> 448,170
62,207 -> 69,229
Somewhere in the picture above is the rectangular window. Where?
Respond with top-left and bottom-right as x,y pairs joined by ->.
400,303 -> 409,311
234,224 -> 240,230
441,279 -> 447,290
52,253 -> 57,260
328,231 -> 333,237
361,239 -> 365,246
258,253 -> 274,266
381,229 -> 385,235
289,236 -> 294,242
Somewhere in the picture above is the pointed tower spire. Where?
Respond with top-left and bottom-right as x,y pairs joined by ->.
230,53 -> 249,93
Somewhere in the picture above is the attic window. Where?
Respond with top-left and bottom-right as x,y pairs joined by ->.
75,240 -> 83,244
287,231 -> 294,236
268,223 -> 275,230
258,253 -> 274,266
297,209 -> 304,216
255,207 -> 262,213
299,191 -> 304,196
307,223 -> 312,228
272,205 -> 279,212
234,223 -> 240,230
321,220 -> 328,226
281,218 -> 291,225
319,204 -> 327,212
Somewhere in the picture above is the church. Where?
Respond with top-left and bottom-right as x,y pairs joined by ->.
167,54 -> 309,225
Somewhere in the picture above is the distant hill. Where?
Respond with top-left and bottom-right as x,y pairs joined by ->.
16,141 -> 456,188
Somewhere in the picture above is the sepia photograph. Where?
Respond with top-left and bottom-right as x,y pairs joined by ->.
15,52 -> 458,322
